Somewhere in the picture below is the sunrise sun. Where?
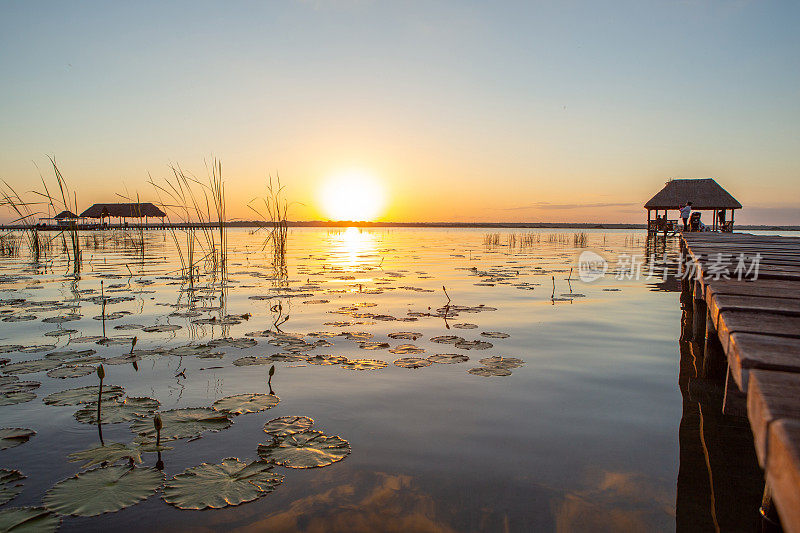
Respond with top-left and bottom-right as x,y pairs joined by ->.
319,170 -> 386,221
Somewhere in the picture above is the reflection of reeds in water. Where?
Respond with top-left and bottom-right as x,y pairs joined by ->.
249,175 -> 289,276
0,233 -> 21,256
624,234 -> 642,248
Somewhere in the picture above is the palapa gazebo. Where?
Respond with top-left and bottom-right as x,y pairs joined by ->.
52,210 -> 79,226
644,178 -> 741,233
79,203 -> 166,227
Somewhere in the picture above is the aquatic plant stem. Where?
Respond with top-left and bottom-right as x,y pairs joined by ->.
97,365 -> 105,446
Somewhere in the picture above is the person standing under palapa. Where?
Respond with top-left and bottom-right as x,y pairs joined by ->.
679,202 -> 692,231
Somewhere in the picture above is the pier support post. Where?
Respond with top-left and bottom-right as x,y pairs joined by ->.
702,310 -> 727,381
692,281 -> 707,350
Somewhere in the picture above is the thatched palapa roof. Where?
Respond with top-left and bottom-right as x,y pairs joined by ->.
80,203 -> 166,219
54,210 -> 78,219
644,178 -> 741,210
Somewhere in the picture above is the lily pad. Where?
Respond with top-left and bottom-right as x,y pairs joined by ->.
68,442 -> 143,469
263,416 -> 314,437
1,359 -> 62,375
130,408 -> 232,441
44,330 -> 77,337
74,397 -> 160,425
357,342 -> 389,350
69,335 -> 105,343
257,431 -> 350,468
427,353 -> 469,364
113,324 -> 144,330
19,344 -> 57,353
0,392 -> 36,407
43,385 -> 125,406
454,340 -> 493,350
388,332 -> 423,340
265,353 -> 307,363
468,366 -> 512,377
208,338 -> 257,349
430,335 -> 465,344
479,356 -> 525,369
168,344 -> 215,357
393,357 -> 432,369
162,458 -> 284,510
388,344 -> 425,355
0,507 -> 59,533
451,323 -> 478,329
0,381 -> 39,407
0,346 -> 23,354
341,332 -> 373,341
141,324 -> 182,333
0,469 -> 25,506
45,349 -> 97,361
46,365 -> 95,379
43,465 -> 164,517
232,356 -> 272,367
103,355 -> 140,366
0,428 -> 36,450
2,315 -> 36,322
212,393 -> 279,415
480,331 -> 510,339
96,336 -> 135,346
306,354 -> 347,366
340,359 -> 387,371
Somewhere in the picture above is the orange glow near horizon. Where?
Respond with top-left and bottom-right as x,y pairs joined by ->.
318,170 -> 386,221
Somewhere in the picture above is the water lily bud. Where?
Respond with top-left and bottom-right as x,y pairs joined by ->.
154,414 -> 162,431
269,365 -> 275,377
96,365 -> 105,380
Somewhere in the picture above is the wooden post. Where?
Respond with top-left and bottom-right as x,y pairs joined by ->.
702,309 -> 726,381
692,280 -> 707,349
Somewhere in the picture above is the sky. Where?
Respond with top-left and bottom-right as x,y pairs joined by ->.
1,0 -> 798,224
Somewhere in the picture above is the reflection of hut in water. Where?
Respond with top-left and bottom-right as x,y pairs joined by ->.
645,179 -> 741,233
80,203 -> 166,227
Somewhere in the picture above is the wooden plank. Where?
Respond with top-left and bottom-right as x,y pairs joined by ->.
747,370 -> 800,466
710,295 -> 800,319
727,333 -> 800,391
706,280 -> 800,300
715,311 -> 800,355
766,419 -> 800,533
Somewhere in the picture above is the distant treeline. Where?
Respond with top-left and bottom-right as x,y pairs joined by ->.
2,220 -> 798,231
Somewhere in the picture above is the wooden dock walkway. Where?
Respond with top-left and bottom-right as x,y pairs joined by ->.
681,232 -> 800,532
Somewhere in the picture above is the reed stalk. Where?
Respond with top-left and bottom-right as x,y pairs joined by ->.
248,174 -> 289,276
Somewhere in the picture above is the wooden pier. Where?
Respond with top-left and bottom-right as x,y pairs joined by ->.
681,232 -> 800,532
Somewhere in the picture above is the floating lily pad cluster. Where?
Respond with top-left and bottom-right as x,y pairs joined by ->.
468,356 -> 526,377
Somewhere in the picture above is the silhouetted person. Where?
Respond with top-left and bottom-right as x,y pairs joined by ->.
680,202 -> 692,230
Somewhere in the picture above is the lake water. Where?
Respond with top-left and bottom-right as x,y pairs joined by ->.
0,227 -> 764,531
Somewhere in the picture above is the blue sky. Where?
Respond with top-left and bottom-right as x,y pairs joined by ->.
1,1 -> 798,223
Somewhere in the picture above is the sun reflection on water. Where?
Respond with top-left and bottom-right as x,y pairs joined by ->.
327,227 -> 380,272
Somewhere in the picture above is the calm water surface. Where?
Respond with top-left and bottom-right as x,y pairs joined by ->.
0,228 -> 688,531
